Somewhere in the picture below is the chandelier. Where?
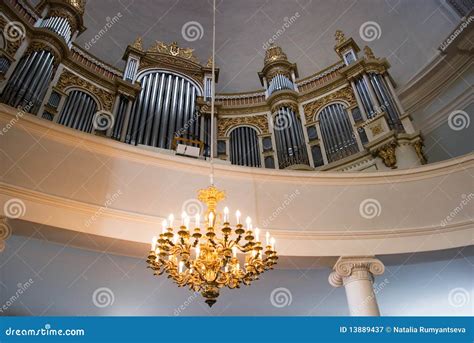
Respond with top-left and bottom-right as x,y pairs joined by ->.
147,185 -> 278,307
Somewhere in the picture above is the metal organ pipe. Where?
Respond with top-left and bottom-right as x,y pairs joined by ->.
120,71 -> 201,150
2,50 -> 55,113
58,90 -> 98,133
230,127 -> 261,167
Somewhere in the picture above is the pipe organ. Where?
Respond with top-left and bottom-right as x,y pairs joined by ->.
1,50 -> 55,113
319,103 -> 359,163
39,16 -> 72,43
0,0 -> 426,172
58,90 -> 98,133
230,127 -> 261,167
273,107 -> 308,169
124,71 -> 201,149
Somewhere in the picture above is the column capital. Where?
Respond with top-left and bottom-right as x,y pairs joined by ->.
329,256 -> 384,287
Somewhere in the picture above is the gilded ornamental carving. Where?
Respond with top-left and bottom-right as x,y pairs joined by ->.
148,41 -> 199,64
0,16 -> 25,57
412,140 -> 427,165
56,70 -> 114,110
373,142 -> 398,169
218,115 -> 269,137
302,87 -> 356,122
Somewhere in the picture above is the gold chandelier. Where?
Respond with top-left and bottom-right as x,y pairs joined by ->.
147,185 -> 278,307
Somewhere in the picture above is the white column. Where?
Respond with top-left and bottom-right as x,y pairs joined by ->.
298,103 -> 314,167
347,107 -> 364,151
329,256 -> 385,316
314,120 -> 328,165
350,79 -> 368,121
120,99 -> 133,142
383,73 -> 404,115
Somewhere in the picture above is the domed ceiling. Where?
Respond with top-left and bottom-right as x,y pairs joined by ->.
34,1 -> 460,91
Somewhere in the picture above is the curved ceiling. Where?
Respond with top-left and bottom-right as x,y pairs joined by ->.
57,0 -> 460,92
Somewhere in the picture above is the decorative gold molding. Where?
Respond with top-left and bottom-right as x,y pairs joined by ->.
302,87 -> 356,122
56,70 -> 114,110
413,140 -> 427,165
218,115 -> 269,137
131,36 -> 144,51
373,142 -> 397,169
147,41 -> 199,64
335,30 -> 346,45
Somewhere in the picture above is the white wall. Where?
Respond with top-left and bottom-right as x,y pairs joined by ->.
1,235 -> 472,316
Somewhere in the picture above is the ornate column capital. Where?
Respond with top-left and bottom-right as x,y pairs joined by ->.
329,256 -> 385,288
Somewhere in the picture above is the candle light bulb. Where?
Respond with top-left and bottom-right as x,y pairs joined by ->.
195,213 -> 200,228
208,212 -> 215,227
223,207 -> 229,223
196,245 -> 200,257
151,236 -> 157,251
255,227 -> 260,242
155,247 -> 160,255
179,261 -> 184,273
266,231 -> 270,246
184,216 -> 190,229
162,220 -> 168,234
181,211 -> 187,225
232,246 -> 237,258
245,216 -> 252,230
271,237 -> 276,250
173,233 -> 178,244
235,210 -> 241,224
224,265 -> 229,272
168,214 -> 174,227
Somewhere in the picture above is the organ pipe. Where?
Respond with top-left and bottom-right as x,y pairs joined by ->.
119,71 -> 201,150
58,90 -> 98,133
1,50 -> 55,114
230,127 -> 261,167
319,103 -> 358,163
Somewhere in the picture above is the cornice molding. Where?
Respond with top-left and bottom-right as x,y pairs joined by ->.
1,107 -> 473,185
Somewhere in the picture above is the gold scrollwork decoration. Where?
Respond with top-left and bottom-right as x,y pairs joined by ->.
218,115 -> 269,137
302,87 -> 356,122
374,142 -> 397,169
147,41 -> 199,64
56,70 -> 114,110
